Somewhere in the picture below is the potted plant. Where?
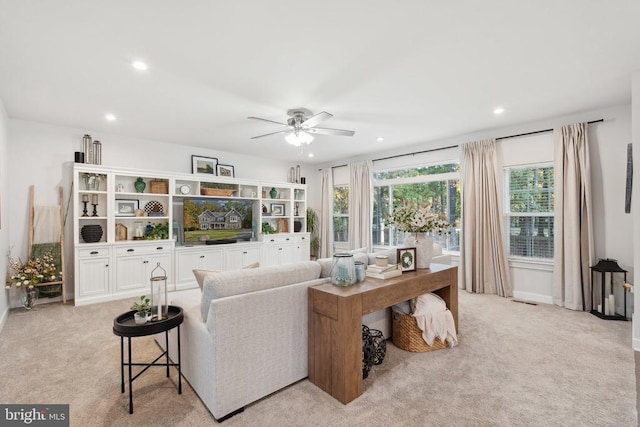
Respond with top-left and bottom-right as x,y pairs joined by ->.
306,207 -> 319,260
130,295 -> 151,324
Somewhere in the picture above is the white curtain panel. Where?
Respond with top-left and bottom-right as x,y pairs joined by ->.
319,167 -> 334,258
460,139 -> 512,297
553,123 -> 595,311
348,161 -> 373,251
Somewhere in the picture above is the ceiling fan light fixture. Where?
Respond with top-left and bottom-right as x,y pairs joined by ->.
285,131 -> 314,146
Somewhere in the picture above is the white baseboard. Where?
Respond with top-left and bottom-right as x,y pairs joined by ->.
512,291 -> 553,305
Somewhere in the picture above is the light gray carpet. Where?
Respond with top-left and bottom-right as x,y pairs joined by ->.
0,291 -> 636,426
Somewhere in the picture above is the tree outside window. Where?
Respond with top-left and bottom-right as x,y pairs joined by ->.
505,165 -> 554,259
333,186 -> 349,242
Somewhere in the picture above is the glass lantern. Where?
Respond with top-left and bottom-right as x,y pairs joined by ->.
330,253 -> 357,287
150,263 -> 168,320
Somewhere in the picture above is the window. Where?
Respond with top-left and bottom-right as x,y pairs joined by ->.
373,163 -> 461,251
333,186 -> 349,243
504,164 -> 554,259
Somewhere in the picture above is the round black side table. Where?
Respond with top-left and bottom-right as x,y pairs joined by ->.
113,305 -> 183,414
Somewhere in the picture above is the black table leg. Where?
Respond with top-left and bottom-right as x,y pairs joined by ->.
165,330 -> 170,377
128,337 -> 133,414
120,336 -> 124,393
177,325 -> 182,394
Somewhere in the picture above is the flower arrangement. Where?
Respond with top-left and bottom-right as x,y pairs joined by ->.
6,252 -> 62,290
386,200 -> 450,234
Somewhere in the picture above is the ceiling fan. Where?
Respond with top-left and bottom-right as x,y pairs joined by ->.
248,108 -> 355,146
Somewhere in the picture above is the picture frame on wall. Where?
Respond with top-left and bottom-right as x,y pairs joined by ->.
397,247 -> 417,272
270,203 -> 285,216
115,199 -> 138,217
192,155 -> 218,176
217,164 -> 235,177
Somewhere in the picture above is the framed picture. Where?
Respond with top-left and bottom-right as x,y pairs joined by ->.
397,247 -> 417,272
192,155 -> 218,176
270,203 -> 285,216
217,164 -> 235,177
115,199 -> 138,217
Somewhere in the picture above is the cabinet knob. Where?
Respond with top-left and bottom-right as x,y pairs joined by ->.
270,239 -> 275,242
243,251 -> 247,254
200,255 -> 205,258
156,247 -> 163,250
127,248 -> 135,252
105,264 -> 109,267
285,238 -> 290,241
90,251 -> 98,255
301,237 -> 305,240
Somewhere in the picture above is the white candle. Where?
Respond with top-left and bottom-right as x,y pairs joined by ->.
157,286 -> 162,320
604,300 -> 609,316
597,304 -> 602,313
609,294 -> 615,316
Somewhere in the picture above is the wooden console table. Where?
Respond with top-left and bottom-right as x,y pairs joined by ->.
308,264 -> 458,404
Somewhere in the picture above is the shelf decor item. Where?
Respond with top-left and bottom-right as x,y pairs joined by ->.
149,180 -> 168,194
192,155 -> 218,176
150,263 -> 168,320
81,224 -> 103,243
130,295 -> 151,324
271,203 -> 285,216
116,200 -> 139,217
329,253 -> 357,287
269,187 -> 277,199
134,177 -> 146,193
216,164 -> 235,177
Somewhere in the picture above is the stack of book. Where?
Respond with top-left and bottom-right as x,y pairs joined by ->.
365,264 -> 402,279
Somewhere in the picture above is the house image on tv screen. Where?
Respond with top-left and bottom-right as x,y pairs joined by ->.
183,199 -> 253,244
198,208 -> 243,230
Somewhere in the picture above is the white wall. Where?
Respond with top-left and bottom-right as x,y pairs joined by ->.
0,99 -> 9,327
6,119 -> 295,305
310,104 -> 634,309
632,71 -> 640,350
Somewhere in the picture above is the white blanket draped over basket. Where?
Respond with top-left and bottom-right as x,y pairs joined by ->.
412,293 -> 458,347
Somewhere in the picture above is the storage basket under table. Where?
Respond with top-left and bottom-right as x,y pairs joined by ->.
391,309 -> 448,352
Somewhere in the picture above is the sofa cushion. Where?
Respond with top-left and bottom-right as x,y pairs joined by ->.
200,261 -> 321,321
193,262 -> 260,291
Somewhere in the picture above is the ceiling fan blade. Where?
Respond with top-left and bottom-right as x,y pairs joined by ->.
308,127 -> 355,137
250,130 -> 289,139
301,111 -> 332,128
247,116 -> 289,126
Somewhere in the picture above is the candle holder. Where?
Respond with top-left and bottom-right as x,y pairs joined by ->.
150,263 -> 168,321
91,203 -> 98,217
82,200 -> 89,217
590,258 -> 628,320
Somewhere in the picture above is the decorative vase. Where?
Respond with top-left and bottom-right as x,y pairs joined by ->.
269,187 -> 277,199
135,177 -> 146,193
81,224 -> 103,243
134,313 -> 148,324
404,233 -> 434,269
23,287 -> 39,310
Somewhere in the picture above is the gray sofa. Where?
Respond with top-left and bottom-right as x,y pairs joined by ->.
160,248 -> 450,421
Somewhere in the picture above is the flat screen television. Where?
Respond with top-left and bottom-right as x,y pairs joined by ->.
174,198 -> 255,245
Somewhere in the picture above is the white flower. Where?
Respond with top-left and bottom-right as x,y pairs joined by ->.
5,285 -> 10,290
23,280 -> 29,285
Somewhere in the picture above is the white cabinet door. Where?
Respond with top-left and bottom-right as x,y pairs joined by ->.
115,254 -> 147,292
201,248 -> 224,271
176,251 -> 205,285
295,235 -> 311,262
225,245 -> 262,270
77,256 -> 110,298
263,239 -> 295,266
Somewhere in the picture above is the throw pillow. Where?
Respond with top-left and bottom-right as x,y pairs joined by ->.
348,247 -> 368,255
193,269 -> 220,291
243,262 -> 260,269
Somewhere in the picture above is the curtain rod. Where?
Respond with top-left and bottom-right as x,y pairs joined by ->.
319,119 -> 604,170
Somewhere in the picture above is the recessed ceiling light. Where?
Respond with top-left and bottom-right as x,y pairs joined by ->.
308,153 -> 314,158
105,113 -> 116,121
493,107 -> 505,115
132,60 -> 148,71
376,137 -> 384,142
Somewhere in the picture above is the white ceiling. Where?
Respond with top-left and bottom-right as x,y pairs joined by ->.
1,1 -> 639,164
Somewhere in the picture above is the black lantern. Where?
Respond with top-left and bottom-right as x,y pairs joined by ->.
590,258 -> 628,320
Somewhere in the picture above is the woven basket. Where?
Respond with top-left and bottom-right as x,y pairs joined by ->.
392,310 -> 448,352
201,188 -> 235,197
